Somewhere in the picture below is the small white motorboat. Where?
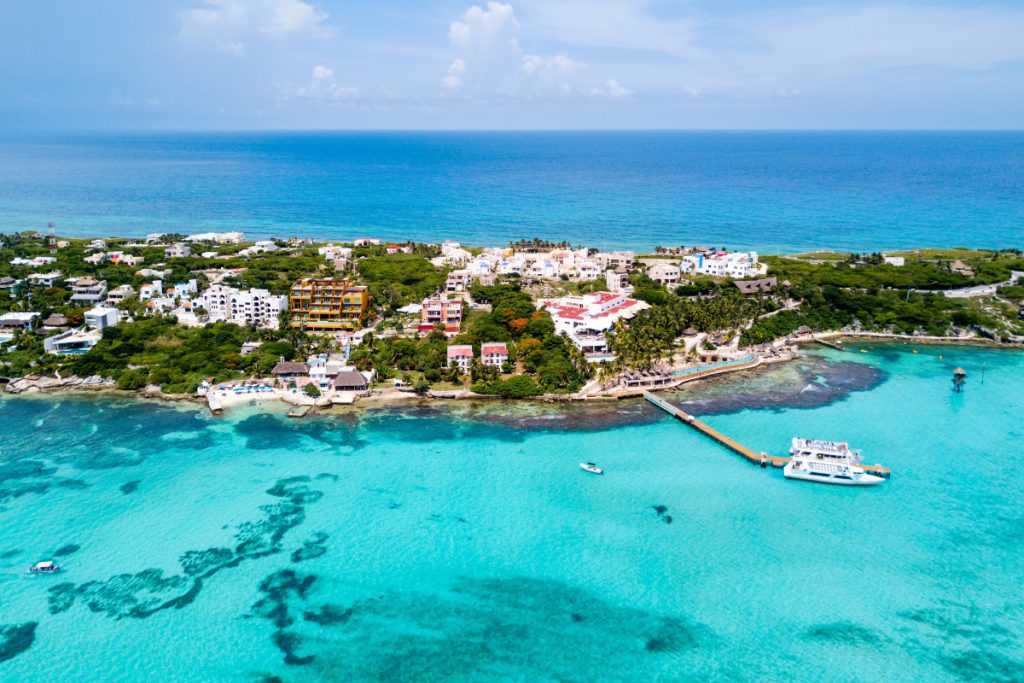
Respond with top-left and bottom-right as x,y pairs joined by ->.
579,462 -> 603,475
29,560 -> 61,573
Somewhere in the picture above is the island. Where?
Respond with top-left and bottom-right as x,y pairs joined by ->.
1,230 -> 1022,411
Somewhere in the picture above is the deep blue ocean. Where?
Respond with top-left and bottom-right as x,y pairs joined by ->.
0,131 -> 1021,252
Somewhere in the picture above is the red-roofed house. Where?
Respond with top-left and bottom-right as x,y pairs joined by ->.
386,245 -> 402,254
446,344 -> 474,373
481,342 -> 509,367
537,291 -> 649,362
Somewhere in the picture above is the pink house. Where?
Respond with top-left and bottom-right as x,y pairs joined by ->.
446,344 -> 474,373
481,342 -> 509,367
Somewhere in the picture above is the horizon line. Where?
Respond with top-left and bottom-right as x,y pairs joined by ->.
3,127 -> 1024,135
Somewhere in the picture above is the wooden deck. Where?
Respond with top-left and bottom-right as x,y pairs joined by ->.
814,338 -> 845,351
642,391 -> 891,477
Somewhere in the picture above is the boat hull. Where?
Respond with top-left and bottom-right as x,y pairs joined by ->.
783,465 -> 883,486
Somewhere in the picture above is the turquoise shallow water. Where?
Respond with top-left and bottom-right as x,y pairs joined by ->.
0,345 -> 1022,681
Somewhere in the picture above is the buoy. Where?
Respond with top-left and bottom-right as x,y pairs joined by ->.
939,354 -> 943,360
912,349 -> 918,354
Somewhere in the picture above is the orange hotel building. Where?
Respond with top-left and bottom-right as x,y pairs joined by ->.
288,278 -> 370,332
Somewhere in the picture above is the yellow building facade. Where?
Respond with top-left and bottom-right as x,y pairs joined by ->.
288,278 -> 369,331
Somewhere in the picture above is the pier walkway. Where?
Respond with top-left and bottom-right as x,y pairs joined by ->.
642,391 -> 891,477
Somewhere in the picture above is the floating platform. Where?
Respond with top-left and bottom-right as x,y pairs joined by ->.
642,391 -> 891,477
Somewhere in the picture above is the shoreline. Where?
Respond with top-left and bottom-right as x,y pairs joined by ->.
5,338 -> 1019,416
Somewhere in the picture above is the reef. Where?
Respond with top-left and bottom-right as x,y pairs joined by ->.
46,477 -> 325,622
246,573 -> 711,677
0,622 -> 37,663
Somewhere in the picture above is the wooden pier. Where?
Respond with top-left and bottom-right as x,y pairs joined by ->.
814,338 -> 845,351
642,391 -> 891,477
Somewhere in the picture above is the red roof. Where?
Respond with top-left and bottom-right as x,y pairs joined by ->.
544,297 -> 640,322
481,342 -> 508,355
447,345 -> 474,357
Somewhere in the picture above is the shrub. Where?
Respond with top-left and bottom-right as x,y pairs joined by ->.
117,369 -> 147,391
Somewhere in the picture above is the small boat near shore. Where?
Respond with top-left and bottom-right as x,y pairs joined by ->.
28,560 -> 61,573
579,462 -> 603,475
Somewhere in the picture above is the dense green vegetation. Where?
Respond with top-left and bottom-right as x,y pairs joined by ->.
63,319 -> 263,392
763,253 -> 1024,290
608,292 -> 768,368
357,254 -> 448,311
350,284 -> 591,393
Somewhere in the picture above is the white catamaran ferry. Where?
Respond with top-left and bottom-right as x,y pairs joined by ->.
789,438 -> 861,463
784,437 -> 884,486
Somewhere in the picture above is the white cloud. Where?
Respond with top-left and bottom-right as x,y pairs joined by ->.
520,54 -> 583,79
518,0 -> 700,58
220,40 -> 247,56
178,0 -> 330,55
442,59 -> 466,90
449,2 -> 519,51
589,78 -> 632,98
261,0 -> 327,33
442,2 -> 626,100
278,64 -> 358,102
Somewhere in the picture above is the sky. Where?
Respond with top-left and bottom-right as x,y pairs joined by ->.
1,0 -> 1023,130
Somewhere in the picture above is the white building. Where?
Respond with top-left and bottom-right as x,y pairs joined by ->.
680,251 -> 761,278
239,240 -> 279,257
446,345 -> 474,373
318,244 -> 353,260
481,342 -> 509,367
185,231 -> 245,244
25,271 -> 63,287
195,284 -> 286,329
70,278 -> 108,304
173,279 -> 198,299
648,262 -> 682,288
165,243 -> 192,259
84,306 -> 121,330
883,256 -> 906,267
605,268 -> 630,293
434,241 -> 473,267
44,328 -> 101,355
10,256 -> 57,267
106,284 -> 135,305
594,251 -> 635,269
139,280 -> 163,301
574,259 -> 602,281
0,312 -> 39,330
537,291 -> 649,361
446,269 -> 474,292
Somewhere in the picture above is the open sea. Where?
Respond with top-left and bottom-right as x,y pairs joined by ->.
1,345 -> 1022,681
0,131 -> 1022,252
